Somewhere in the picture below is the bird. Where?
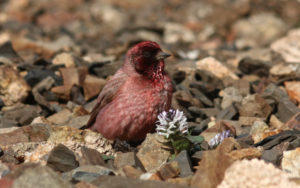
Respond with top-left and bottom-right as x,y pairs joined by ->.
86,41 -> 173,141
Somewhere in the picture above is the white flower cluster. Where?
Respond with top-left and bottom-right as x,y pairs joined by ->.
156,109 -> 189,138
208,130 -> 230,148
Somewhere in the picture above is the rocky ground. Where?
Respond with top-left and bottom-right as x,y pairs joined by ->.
1,0 -> 300,187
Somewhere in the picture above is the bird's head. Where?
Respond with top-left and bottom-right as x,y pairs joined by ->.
125,41 -> 171,81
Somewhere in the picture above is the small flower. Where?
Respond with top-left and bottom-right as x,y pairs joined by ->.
156,109 -> 189,138
208,130 -> 230,148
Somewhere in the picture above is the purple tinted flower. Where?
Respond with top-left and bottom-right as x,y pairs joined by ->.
156,109 -> 189,138
208,130 -> 230,148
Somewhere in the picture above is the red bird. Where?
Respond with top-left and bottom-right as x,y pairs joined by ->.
86,41 -> 173,141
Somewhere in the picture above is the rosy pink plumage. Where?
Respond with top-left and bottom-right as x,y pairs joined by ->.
86,41 -> 173,141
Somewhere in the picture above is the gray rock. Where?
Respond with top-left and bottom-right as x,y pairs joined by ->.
47,144 -> 79,172
71,165 -> 114,183
174,150 -> 193,177
79,146 -> 106,166
12,165 -> 72,188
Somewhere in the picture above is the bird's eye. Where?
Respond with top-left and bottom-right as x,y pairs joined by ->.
143,52 -> 151,58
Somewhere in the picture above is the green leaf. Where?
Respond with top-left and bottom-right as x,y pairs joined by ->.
187,135 -> 204,144
172,138 -> 191,154
101,154 -> 114,161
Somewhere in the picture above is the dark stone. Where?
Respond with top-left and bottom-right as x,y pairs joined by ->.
285,112 -> 300,130
24,69 -> 62,87
71,165 -> 115,183
262,83 -> 289,102
254,130 -> 300,150
277,98 -> 300,122
91,175 -> 190,188
188,107 -> 220,117
0,118 -> 18,128
47,144 -> 79,172
261,142 -> 289,166
88,61 -> 121,78
0,42 -> 23,64
216,104 -> 237,120
190,120 -> 209,135
191,151 -> 203,166
71,85 -> 85,105
3,105 -> 42,126
189,88 -> 213,107
32,77 -> 56,111
79,146 -> 106,166
172,71 -> 186,84
174,150 -> 193,177
238,57 -> 271,77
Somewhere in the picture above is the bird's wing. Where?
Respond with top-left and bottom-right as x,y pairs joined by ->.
85,70 -> 128,128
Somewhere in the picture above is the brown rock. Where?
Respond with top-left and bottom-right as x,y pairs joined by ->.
196,57 -> 238,80
0,125 -> 50,146
82,75 -> 106,101
191,138 -> 240,188
0,66 -> 30,106
137,134 -> 171,173
79,146 -> 106,166
229,147 -> 262,160
122,165 -> 143,179
271,28 -> 300,63
158,161 -> 180,180
285,112 -> 300,131
52,52 -> 76,68
285,81 -> 300,104
239,94 -> 272,118
47,109 -> 72,125
51,67 -> 88,100
114,152 -> 139,170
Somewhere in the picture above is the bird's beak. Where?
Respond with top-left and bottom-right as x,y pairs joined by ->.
156,51 -> 171,60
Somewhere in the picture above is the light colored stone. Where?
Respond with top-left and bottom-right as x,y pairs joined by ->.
196,57 -> 238,80
218,159 -> 298,188
52,53 -> 75,67
220,87 -> 243,109
164,22 -> 195,44
282,148 -> 300,177
271,28 -> 300,63
285,81 -> 300,103
137,134 -> 171,173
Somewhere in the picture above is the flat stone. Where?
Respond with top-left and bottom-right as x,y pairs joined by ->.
271,28 -> 300,63
277,98 -> 300,123
0,66 -> 30,106
52,52 -> 76,67
158,161 -> 180,180
282,148 -> 300,177
82,75 -> 106,101
47,144 -> 79,172
262,142 -> 289,166
0,124 -> 50,146
216,104 -> 238,121
47,109 -> 72,125
174,150 -> 193,177
79,146 -> 106,166
239,94 -> 272,118
191,138 -> 240,188
114,152 -> 140,170
219,159 -> 298,188
137,134 -> 171,173
285,81 -> 300,104
196,57 -> 238,80
220,87 -> 243,109
71,165 -> 114,183
121,165 -> 143,179
12,165 -> 73,188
